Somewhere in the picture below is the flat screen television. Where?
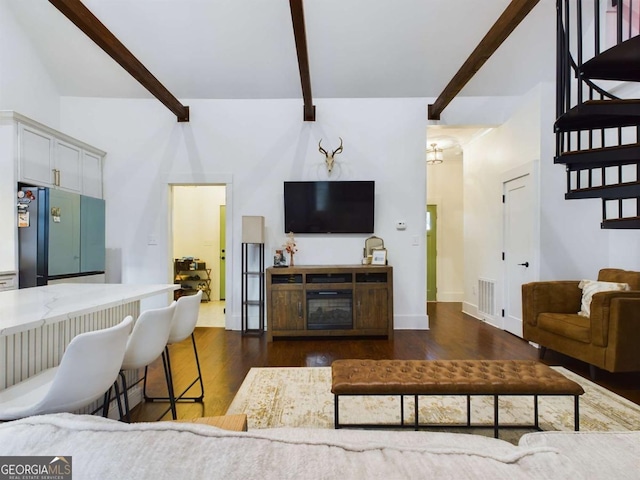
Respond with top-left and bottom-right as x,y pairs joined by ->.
284,181 -> 375,234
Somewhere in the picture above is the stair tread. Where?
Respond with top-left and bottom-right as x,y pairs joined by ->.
556,143 -> 640,168
601,216 -> 640,229
580,36 -> 640,82
560,143 -> 640,156
555,99 -> 640,131
566,181 -> 640,200
571,181 -> 640,192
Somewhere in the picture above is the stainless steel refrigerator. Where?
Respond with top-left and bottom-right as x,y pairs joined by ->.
18,186 -> 105,288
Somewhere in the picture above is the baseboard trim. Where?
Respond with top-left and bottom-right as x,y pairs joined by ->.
462,302 -> 480,320
436,292 -> 464,302
394,314 -> 429,330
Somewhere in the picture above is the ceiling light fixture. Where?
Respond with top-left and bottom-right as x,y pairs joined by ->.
426,143 -> 443,165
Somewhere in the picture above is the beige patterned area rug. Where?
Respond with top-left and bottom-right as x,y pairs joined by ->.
226,366 -> 640,444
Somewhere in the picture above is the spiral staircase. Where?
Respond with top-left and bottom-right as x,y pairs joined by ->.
555,0 -> 640,228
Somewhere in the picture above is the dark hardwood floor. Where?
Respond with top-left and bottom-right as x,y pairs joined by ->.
131,302 -> 640,422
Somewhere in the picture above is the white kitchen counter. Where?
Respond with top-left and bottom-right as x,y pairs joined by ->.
0,283 -> 178,400
0,283 -> 177,336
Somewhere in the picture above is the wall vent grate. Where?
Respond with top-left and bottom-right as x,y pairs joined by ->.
478,278 -> 496,317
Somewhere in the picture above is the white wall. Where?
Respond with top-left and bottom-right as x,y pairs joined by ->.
0,3 -> 61,273
461,85 -> 546,318
0,1 -> 60,127
59,97 -> 428,330
426,150 -> 464,302
0,119 -> 17,272
456,82 -> 640,323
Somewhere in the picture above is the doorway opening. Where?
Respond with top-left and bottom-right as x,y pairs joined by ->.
426,204 -> 437,302
172,185 -> 226,328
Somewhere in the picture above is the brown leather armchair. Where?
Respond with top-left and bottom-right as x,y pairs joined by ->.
522,268 -> 640,376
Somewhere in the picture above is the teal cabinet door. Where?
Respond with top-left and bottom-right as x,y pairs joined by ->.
48,190 -> 80,276
80,196 -> 105,273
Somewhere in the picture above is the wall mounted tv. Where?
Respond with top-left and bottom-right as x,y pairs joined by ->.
284,181 -> 375,234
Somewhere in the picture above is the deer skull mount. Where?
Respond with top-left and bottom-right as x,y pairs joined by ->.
318,137 -> 343,175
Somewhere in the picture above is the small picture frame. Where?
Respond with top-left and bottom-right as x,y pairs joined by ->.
371,248 -> 387,265
273,249 -> 287,267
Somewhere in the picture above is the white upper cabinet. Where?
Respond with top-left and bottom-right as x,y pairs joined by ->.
54,139 -> 83,193
82,150 -> 103,198
18,123 -> 54,187
14,114 -> 105,198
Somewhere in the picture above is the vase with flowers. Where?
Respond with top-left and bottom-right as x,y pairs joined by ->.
284,231 -> 298,266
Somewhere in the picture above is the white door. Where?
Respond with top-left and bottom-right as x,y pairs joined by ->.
503,174 -> 534,337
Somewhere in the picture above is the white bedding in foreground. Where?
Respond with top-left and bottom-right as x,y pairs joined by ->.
0,414 -> 583,480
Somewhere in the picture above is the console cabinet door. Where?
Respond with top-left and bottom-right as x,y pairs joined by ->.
354,285 -> 388,331
270,288 -> 304,331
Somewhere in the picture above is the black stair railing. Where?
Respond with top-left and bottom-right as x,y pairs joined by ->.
613,0 -> 640,40
556,0 -> 640,228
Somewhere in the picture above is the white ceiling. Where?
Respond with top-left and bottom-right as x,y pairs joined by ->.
5,0 -> 556,102
427,125 -> 495,152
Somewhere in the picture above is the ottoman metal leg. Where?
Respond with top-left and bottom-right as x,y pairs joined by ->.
493,395 -> 499,438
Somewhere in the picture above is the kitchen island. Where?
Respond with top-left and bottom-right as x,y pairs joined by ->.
0,283 -> 178,397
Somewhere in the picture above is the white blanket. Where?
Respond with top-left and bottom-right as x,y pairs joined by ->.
0,414 -> 583,479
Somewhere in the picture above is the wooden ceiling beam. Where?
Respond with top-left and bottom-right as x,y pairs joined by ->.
289,0 -> 316,122
428,0 -> 541,120
49,0 -> 189,122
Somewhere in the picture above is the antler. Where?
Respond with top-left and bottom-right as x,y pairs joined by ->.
319,138 -> 343,175
318,139 -> 328,156
333,137 -> 343,156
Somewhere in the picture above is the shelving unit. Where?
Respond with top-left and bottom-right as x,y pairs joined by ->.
174,259 -> 211,302
241,242 -> 265,335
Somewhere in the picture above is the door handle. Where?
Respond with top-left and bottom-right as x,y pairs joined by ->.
518,262 -> 530,267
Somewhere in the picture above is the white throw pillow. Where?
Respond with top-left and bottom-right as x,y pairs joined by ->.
577,280 -> 630,317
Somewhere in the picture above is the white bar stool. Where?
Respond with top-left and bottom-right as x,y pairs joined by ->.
144,290 -> 204,418
105,302 -> 177,422
0,316 -> 133,421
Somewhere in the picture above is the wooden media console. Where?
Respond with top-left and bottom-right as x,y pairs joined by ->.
266,265 -> 393,341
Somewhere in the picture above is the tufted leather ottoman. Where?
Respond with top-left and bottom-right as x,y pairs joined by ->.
331,359 -> 584,438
